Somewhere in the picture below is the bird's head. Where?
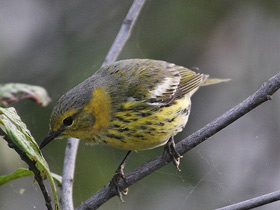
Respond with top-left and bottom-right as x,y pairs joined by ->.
40,84 -> 112,149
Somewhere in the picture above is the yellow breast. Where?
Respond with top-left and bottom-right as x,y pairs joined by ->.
102,95 -> 191,150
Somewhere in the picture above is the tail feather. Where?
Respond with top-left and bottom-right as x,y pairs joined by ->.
202,78 -> 231,86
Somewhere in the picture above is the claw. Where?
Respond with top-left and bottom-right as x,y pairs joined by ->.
110,168 -> 128,202
109,151 -> 131,202
164,136 -> 183,171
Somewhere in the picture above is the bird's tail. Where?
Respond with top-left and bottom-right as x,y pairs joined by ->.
202,77 -> 231,86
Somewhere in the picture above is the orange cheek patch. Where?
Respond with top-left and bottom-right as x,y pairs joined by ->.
83,88 -> 112,131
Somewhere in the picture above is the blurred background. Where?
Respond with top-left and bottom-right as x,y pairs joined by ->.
1,0 -> 280,209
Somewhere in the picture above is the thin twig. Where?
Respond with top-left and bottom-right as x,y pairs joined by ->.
61,138 -> 79,210
61,0 -> 147,209
0,130 -> 53,210
101,0 -> 147,68
76,73 -> 280,210
216,190 -> 280,210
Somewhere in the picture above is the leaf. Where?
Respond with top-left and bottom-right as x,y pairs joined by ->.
0,168 -> 33,186
0,168 -> 62,187
0,83 -> 51,107
0,107 -> 60,210
51,173 -> 62,187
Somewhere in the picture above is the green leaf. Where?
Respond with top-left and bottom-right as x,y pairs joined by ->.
0,168 -> 33,186
0,107 -> 60,210
0,83 -> 51,107
51,173 -> 63,187
0,168 -> 62,187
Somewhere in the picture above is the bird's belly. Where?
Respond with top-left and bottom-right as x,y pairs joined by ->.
99,96 -> 191,150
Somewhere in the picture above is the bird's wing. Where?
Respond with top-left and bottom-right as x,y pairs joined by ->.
119,59 -> 208,106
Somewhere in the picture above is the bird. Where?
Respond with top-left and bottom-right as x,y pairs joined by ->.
40,59 -> 229,198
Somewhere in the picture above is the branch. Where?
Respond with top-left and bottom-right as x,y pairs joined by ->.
76,72 -> 280,210
101,0 -> 146,68
61,138 -> 79,210
61,0 -> 147,209
216,190 -> 280,210
0,130 -> 53,210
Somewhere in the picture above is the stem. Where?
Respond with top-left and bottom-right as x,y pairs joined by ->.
216,190 -> 280,210
61,138 -> 79,210
101,0 -> 146,68
0,130 -> 53,210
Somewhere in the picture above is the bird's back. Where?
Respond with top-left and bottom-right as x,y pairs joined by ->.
98,59 -> 208,104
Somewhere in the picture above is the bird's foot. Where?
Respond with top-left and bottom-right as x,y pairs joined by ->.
109,151 -> 131,202
109,166 -> 129,202
163,136 -> 183,171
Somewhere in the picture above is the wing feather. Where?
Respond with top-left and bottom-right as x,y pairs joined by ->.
104,59 -> 208,107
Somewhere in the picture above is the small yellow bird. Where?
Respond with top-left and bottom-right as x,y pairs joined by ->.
40,59 -> 228,196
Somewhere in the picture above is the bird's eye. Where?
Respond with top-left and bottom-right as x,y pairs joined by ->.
63,117 -> 73,126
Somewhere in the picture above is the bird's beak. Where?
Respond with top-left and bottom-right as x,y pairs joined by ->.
40,130 -> 62,150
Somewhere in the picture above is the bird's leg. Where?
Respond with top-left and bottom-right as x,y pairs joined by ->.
164,136 -> 183,171
110,150 -> 132,202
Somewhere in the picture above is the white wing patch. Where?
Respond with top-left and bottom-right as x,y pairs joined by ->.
149,77 -> 175,98
145,62 -> 182,106
147,71 -> 181,106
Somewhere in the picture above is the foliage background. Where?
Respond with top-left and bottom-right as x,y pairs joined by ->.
1,0 -> 280,209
